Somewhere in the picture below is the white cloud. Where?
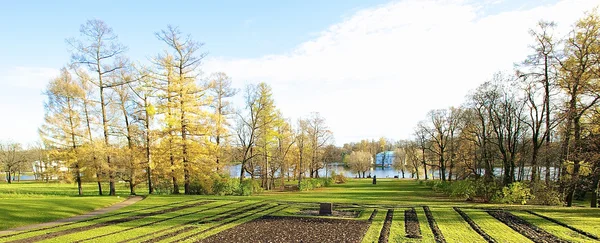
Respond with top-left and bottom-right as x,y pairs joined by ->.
203,0 -> 598,145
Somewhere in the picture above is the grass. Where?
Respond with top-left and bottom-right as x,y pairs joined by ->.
1,179 -> 600,242
429,207 -> 486,243
361,209 -> 386,243
0,196 -> 122,231
511,210 -> 593,243
462,209 -> 532,243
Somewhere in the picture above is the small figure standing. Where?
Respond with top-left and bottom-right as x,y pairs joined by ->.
372,175 -> 377,185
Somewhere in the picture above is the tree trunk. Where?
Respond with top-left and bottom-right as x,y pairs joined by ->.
422,148 -> 428,180
591,167 -> 599,208
531,145 -> 540,182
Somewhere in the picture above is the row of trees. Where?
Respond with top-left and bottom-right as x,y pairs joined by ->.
35,19 -> 335,196
397,10 -> 600,207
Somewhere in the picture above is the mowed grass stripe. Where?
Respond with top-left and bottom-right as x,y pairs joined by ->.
416,207 -> 435,242
510,211 -> 592,243
0,198 -> 207,243
79,201 -> 240,243
6,200 -> 211,243
361,208 -> 387,243
132,201 -> 269,243
462,209 -> 532,243
170,203 -> 285,243
162,203 -> 273,243
0,197 -> 200,239
388,208 -> 415,243
428,207 -> 485,243
525,210 -> 599,240
378,209 -> 394,243
453,207 -> 495,243
53,201 -> 235,243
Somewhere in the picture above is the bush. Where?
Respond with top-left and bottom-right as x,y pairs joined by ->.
330,171 -> 347,184
154,180 -> 174,194
212,175 -> 240,196
299,178 -> 331,191
530,183 -> 563,206
493,182 -> 534,205
239,179 -> 263,196
449,180 -> 476,200
423,178 -> 499,202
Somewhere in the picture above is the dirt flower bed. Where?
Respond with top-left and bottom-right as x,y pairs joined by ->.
453,207 -> 495,243
524,210 -> 599,240
487,210 -> 567,243
378,209 -> 393,243
369,209 -> 378,221
423,206 -> 446,243
404,208 -> 421,239
200,216 -> 370,243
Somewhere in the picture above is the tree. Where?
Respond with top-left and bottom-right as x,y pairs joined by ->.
72,67 -> 104,195
39,68 -> 85,195
0,142 -> 27,184
519,20 -> 559,183
208,72 -> 237,173
296,118 -> 309,186
235,83 -> 279,189
414,124 -> 430,180
114,68 -> 143,195
129,68 -> 156,194
347,151 -> 372,178
393,148 -> 406,178
422,109 -> 451,181
307,112 -> 333,178
68,19 -> 128,196
558,10 -> 600,206
155,25 -> 210,195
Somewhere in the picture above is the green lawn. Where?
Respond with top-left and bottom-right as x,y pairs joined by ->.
0,195 -> 123,230
1,179 -> 600,243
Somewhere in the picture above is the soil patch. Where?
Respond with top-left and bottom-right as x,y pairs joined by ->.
453,207 -> 495,243
378,209 -> 393,243
404,208 -> 421,239
423,206 -> 446,243
7,201 -> 210,243
199,216 -> 371,243
172,204 -> 283,243
524,210 -> 599,240
297,209 -> 359,218
138,202 -> 269,243
487,210 -> 567,243
369,209 -> 378,221
79,202 -> 239,243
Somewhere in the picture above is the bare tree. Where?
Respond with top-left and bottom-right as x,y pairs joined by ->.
68,19 -> 128,196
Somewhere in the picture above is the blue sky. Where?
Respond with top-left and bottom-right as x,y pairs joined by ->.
0,0 -> 597,146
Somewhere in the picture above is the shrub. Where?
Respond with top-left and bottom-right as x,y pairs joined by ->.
530,183 -> 563,206
449,180 -> 476,200
493,182 -> 534,205
153,180 -> 174,194
330,171 -> 347,184
239,179 -> 263,196
212,175 -> 240,196
299,178 -> 331,191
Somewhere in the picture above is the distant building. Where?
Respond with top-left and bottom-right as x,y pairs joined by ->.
375,151 -> 395,167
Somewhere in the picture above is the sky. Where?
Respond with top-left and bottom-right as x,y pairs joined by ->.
0,0 -> 598,146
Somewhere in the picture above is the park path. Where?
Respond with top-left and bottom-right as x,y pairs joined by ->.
0,196 -> 144,234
